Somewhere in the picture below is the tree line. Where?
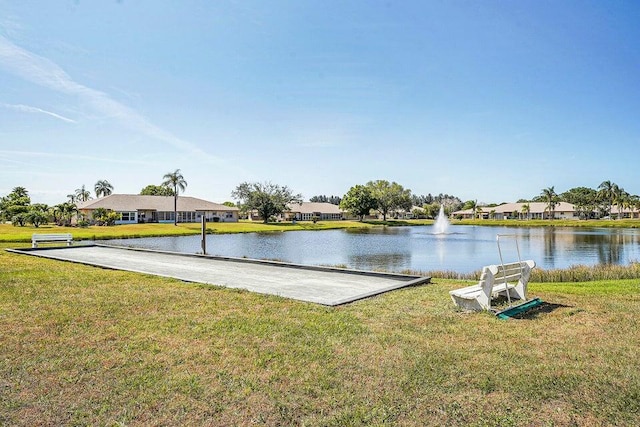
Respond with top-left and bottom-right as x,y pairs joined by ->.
0,181 -> 116,227
1,169 -> 188,227
458,181 -> 639,220
520,181 -> 638,220
4,175 -> 636,228
2,171 -> 467,227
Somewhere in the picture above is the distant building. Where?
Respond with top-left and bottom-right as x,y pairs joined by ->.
609,205 -> 640,219
77,194 -> 239,224
452,202 -> 578,220
283,202 -> 345,221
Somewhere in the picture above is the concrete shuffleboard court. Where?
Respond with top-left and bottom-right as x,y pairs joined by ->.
9,245 -> 431,306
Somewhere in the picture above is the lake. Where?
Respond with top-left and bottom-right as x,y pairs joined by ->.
105,225 -> 640,274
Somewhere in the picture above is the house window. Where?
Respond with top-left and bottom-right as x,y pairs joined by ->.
177,211 -> 197,222
158,212 -> 174,221
120,212 -> 136,221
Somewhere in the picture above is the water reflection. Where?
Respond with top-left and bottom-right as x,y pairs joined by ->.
348,253 -> 410,271
552,229 -> 637,266
106,225 -> 640,274
542,228 -> 557,269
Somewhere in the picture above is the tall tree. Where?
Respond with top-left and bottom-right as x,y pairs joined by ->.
522,203 -> 531,220
232,182 -> 302,224
630,195 -> 640,219
310,195 -> 342,205
162,169 -> 188,226
463,200 -> 477,220
309,195 -> 328,203
561,187 -> 597,219
140,184 -> 175,196
366,180 -> 412,221
9,186 -> 28,199
94,180 -> 114,198
75,185 -> 91,202
597,180 -> 618,219
541,186 -> 558,219
340,185 -> 377,221
613,187 -> 629,220
0,187 -> 31,221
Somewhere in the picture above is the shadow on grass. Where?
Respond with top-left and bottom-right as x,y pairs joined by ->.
501,301 -> 573,320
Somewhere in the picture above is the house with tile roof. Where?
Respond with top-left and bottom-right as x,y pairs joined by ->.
452,202 -> 578,220
282,202 -> 345,221
77,194 -> 239,224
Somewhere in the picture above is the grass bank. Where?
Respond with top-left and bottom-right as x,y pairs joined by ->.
334,218 -> 640,228
1,244 -> 639,425
414,262 -> 640,283
0,220 -> 375,243
451,218 -> 640,228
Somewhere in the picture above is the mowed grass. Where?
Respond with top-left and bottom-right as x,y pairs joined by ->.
0,220 -> 375,243
1,244 -> 639,426
451,218 -> 640,228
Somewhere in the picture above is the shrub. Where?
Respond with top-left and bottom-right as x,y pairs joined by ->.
103,212 -> 120,226
27,210 -> 48,228
11,213 -> 28,227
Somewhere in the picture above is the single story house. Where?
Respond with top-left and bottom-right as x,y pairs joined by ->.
609,205 -> 640,219
282,202 -> 345,221
77,194 -> 239,225
452,202 -> 579,220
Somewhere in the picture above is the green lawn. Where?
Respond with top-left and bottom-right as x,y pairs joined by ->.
1,241 -> 639,426
451,218 -> 640,228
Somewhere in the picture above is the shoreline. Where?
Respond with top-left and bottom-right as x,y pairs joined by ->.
3,217 -> 640,243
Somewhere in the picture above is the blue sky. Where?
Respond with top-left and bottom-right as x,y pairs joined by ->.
1,0 -> 639,206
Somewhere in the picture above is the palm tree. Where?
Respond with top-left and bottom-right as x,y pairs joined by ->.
75,185 -> 91,202
11,186 -> 29,199
541,187 -> 558,220
54,202 -> 77,226
94,180 -> 114,198
598,180 -> 618,219
522,203 -> 530,220
470,200 -> 477,220
162,169 -> 187,226
613,187 -> 628,220
631,195 -> 640,219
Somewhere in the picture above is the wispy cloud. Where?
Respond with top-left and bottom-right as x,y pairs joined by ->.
0,14 -> 24,39
1,103 -> 76,123
0,149 -> 154,166
0,35 -> 222,164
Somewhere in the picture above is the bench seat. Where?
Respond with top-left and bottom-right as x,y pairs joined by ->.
450,260 -> 535,311
32,233 -> 73,248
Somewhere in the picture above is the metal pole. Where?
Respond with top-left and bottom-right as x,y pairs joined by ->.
201,215 -> 206,255
496,235 -> 512,307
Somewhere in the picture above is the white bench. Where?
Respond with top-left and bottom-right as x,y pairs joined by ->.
450,260 -> 535,311
32,233 -> 73,248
